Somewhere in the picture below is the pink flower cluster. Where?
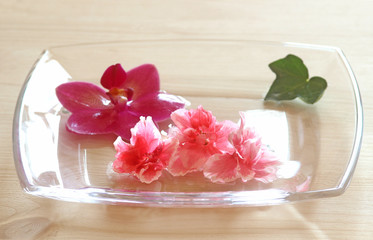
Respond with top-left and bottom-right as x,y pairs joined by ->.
56,63 -> 280,185
113,106 -> 280,184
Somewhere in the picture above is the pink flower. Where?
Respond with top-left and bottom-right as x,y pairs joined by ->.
113,116 -> 177,183
203,112 -> 280,183
56,64 -> 186,140
167,106 -> 237,176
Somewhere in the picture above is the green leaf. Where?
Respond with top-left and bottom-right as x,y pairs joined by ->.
298,77 -> 327,104
264,54 -> 327,104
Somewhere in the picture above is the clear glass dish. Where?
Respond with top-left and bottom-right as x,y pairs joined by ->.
13,40 -> 363,207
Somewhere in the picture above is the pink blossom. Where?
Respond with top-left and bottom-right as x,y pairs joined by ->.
56,64 -> 186,140
113,116 -> 177,183
167,106 -> 237,176
203,112 -> 280,183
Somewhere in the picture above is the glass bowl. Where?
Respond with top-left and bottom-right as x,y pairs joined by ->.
13,40 -> 363,207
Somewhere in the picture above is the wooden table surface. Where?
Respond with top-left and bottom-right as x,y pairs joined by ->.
1,1 -> 372,239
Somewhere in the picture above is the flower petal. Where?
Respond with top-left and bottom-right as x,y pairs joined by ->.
230,112 -> 260,148
238,161 -> 255,182
203,153 -> 239,183
129,93 -> 186,122
112,111 -> 142,141
130,116 -> 161,153
66,109 -> 116,135
113,147 -> 140,173
236,140 -> 259,182
166,155 -> 192,177
56,82 -> 113,112
122,64 -> 160,100
251,149 -> 280,183
136,164 -> 163,184
114,136 -> 131,153
100,64 -> 127,89
170,106 -> 216,132
237,141 -> 280,183
190,106 -> 216,130
170,108 -> 192,130
252,166 -> 278,183
214,120 -> 238,154
237,138 -> 262,164
167,143 -> 210,176
159,137 -> 178,166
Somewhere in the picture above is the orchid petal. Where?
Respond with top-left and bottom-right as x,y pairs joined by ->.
66,109 -> 116,135
56,82 -> 113,112
112,111 -> 141,141
100,63 -> 127,89
129,93 -> 186,122
123,64 -> 160,100
204,153 -> 239,183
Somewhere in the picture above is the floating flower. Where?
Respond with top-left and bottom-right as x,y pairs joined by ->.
167,106 -> 237,176
113,116 -> 177,183
203,112 -> 280,183
56,64 -> 186,140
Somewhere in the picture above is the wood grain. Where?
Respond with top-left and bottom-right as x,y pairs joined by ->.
1,0 -> 373,239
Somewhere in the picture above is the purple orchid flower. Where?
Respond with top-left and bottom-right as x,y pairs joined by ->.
56,63 -> 186,140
